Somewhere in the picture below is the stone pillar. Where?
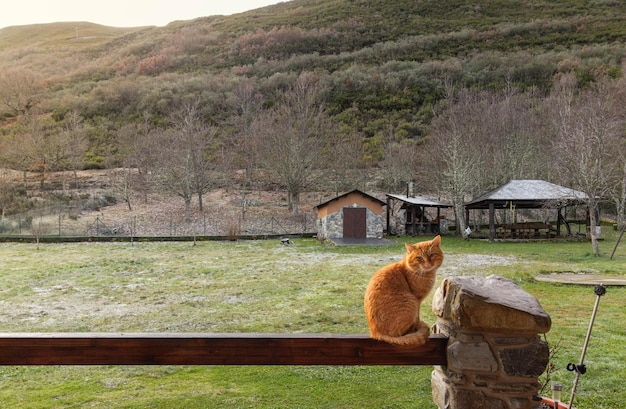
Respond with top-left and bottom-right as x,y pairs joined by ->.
431,275 -> 551,409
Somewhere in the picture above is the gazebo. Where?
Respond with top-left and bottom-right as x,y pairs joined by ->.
386,194 -> 453,236
464,180 -> 589,241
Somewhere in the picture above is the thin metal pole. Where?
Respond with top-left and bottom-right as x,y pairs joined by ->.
567,285 -> 606,409
610,222 -> 626,260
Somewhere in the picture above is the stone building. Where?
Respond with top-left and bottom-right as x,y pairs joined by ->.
315,190 -> 386,240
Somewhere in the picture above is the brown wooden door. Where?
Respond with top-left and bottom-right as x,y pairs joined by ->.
343,207 -> 367,238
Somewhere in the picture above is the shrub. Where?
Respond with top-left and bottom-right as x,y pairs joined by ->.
0,220 -> 13,234
18,215 -> 33,229
81,195 -> 117,212
225,219 -> 242,241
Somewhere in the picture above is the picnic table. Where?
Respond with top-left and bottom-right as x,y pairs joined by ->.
497,223 -> 556,239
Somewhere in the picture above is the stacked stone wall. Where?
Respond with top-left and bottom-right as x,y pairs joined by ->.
316,205 -> 383,239
431,275 -> 551,409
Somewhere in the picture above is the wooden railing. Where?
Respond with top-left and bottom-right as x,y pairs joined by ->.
0,275 -> 552,409
0,333 -> 448,366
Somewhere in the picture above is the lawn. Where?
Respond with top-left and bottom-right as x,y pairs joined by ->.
0,231 -> 624,408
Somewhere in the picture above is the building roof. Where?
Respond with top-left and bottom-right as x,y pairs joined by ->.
315,189 -> 386,209
465,179 -> 588,209
386,193 -> 453,208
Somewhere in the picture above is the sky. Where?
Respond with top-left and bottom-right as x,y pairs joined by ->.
0,0 -> 286,30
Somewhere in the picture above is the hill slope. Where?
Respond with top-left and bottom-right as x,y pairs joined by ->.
0,0 -> 624,233
0,0 -> 624,165
1,0 -> 624,116
0,22 -> 148,50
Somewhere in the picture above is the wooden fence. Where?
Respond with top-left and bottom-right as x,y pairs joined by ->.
0,332 -> 448,366
0,275 -> 552,409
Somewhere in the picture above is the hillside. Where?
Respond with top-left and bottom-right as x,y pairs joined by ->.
1,0 -> 624,124
0,0 -> 625,233
0,168 -> 323,238
0,22 -> 148,49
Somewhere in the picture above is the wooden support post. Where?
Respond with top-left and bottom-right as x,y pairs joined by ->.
386,196 -> 392,235
0,333 -> 447,366
489,202 -> 495,242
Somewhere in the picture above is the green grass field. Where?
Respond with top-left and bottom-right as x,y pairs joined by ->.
0,232 -> 624,408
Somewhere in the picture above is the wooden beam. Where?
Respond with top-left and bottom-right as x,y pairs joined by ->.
0,333 -> 448,366
489,202 -> 495,242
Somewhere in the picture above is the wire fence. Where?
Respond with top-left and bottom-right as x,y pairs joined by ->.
0,205 -> 317,240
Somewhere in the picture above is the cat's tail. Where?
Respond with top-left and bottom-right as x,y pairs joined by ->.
373,323 -> 430,346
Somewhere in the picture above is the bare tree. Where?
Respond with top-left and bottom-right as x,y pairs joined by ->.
58,110 -> 89,189
31,218 -> 51,251
605,77 -> 626,230
547,77 -> 624,255
116,113 -> 159,205
379,123 -> 421,193
228,80 -> 264,182
254,73 -> 334,215
422,89 -> 485,238
611,157 -> 626,230
168,100 -> 218,213
323,131 -> 367,195
0,169 -> 18,219
223,79 -> 264,220
152,127 -> 195,221
0,69 -> 42,117
151,100 -> 217,221
2,115 -> 89,189
479,90 -> 548,188
107,167 -> 136,211
13,117 -> 55,187
0,124 -> 30,186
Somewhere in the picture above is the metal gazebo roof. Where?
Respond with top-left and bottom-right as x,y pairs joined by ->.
386,194 -> 452,208
465,180 -> 588,209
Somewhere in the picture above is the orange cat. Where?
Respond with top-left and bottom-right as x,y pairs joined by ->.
364,235 -> 443,346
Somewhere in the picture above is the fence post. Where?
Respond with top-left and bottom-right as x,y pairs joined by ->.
431,275 -> 551,409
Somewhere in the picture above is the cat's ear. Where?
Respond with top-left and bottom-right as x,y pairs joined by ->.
405,242 -> 414,253
432,235 -> 441,246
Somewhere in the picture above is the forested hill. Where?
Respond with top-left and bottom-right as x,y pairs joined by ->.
0,0 -> 625,164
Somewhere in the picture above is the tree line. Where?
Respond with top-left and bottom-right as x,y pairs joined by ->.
422,73 -> 626,254
0,69 -> 625,254
0,72 -> 363,219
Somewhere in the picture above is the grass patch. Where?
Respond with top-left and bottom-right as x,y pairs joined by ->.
0,233 -> 624,408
